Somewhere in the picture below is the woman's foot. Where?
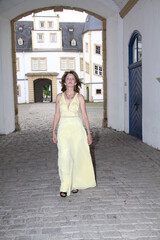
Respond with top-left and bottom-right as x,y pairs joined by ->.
60,192 -> 67,197
71,189 -> 79,193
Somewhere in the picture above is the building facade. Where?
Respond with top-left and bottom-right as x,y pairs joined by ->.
16,12 -> 103,103
83,15 -> 103,102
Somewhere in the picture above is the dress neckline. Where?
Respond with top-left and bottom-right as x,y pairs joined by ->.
63,92 -> 78,110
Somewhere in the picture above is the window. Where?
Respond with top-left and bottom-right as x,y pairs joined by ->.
32,59 -> 38,70
37,33 -> 44,43
95,45 -> 101,55
40,58 -> 46,71
50,33 -> 56,43
71,39 -> 76,46
60,58 -> 75,70
18,37 -> 23,45
85,43 -> 89,53
61,58 -> 67,70
39,21 -> 45,28
96,89 -> 102,94
16,58 -> 20,72
94,64 -> 103,76
18,26 -> 23,31
69,28 -> 74,32
131,32 -> 142,64
80,58 -> 83,71
48,21 -> 53,28
85,62 -> 89,74
17,85 -> 21,97
31,58 -> 47,71
69,58 -> 75,70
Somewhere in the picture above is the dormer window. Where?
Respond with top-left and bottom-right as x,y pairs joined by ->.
18,37 -> 23,45
18,26 -> 23,31
71,39 -> 76,46
69,28 -> 74,32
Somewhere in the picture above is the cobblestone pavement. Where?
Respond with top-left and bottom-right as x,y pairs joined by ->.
0,103 -> 160,240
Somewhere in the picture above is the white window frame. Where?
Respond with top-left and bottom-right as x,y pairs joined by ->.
85,62 -> 89,74
37,33 -> 44,43
16,58 -> 20,72
71,39 -> 76,46
48,21 -> 54,28
60,58 -> 76,70
85,42 -> 89,53
95,44 -> 101,55
93,64 -> 103,76
80,58 -> 83,71
31,58 -> 47,71
50,33 -> 57,43
39,21 -> 45,28
95,89 -> 102,95
18,37 -> 23,46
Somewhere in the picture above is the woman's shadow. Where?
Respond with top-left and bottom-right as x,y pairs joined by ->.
90,128 -> 100,182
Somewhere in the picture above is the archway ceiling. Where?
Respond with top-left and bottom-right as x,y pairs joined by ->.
0,0 -> 129,20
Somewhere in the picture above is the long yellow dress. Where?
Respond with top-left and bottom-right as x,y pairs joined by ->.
57,92 -> 96,196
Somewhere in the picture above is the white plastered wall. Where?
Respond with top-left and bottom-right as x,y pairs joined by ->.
107,13 -> 124,131
0,15 -> 15,134
123,0 -> 160,149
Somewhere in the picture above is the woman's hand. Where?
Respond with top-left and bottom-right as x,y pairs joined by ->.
53,132 -> 58,144
87,134 -> 92,145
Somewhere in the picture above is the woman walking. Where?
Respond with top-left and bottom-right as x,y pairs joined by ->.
52,70 -> 96,197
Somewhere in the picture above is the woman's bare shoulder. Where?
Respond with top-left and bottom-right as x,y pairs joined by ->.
56,92 -> 63,102
77,93 -> 84,102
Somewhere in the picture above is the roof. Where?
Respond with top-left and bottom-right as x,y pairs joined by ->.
83,15 -> 102,33
59,22 -> 85,52
15,21 -> 33,52
15,21 -> 85,52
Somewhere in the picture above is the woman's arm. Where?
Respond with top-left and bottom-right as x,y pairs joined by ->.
52,94 -> 61,144
79,94 -> 92,145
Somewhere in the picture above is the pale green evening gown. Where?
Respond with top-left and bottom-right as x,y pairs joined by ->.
57,92 -> 96,196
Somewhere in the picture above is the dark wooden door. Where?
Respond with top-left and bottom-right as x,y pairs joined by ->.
129,62 -> 142,139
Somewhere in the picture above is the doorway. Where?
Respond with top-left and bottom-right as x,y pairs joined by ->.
129,31 -> 142,139
34,79 -> 52,103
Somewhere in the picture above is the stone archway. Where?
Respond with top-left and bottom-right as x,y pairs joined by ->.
11,6 -> 107,130
0,0 -> 139,135
25,73 -> 58,103
34,78 -> 52,103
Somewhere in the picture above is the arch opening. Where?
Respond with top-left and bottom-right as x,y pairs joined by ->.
34,78 -> 52,103
11,6 -> 107,130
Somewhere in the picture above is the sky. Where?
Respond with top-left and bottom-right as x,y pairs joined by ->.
20,9 -> 87,22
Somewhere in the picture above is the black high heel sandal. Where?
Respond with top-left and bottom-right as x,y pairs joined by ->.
71,189 -> 79,193
60,192 -> 67,197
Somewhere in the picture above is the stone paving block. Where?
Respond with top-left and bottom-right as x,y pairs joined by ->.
14,237 -> 31,240
0,103 -> 160,240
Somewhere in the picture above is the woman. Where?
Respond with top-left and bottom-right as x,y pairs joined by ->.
52,70 -> 96,197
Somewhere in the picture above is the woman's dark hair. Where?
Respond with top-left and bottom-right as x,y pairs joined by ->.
61,70 -> 82,93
